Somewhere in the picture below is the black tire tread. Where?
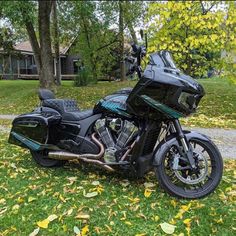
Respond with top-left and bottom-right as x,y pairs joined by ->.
155,137 -> 223,199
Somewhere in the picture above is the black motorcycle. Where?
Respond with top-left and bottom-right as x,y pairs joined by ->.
8,34 -> 223,199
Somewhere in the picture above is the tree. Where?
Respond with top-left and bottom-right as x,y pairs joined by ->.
0,27 -> 14,53
1,1 -> 55,89
146,1 -> 234,78
123,1 -> 146,44
52,0 -> 61,86
221,1 -> 236,84
59,1 -> 145,83
59,1 -> 122,83
119,0 -> 125,81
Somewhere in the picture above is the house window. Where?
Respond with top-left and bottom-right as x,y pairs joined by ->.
0,56 -> 3,74
73,60 -> 78,74
60,57 -> 67,75
26,55 -> 37,74
19,57 -> 26,74
11,56 -> 18,73
3,55 -> 10,74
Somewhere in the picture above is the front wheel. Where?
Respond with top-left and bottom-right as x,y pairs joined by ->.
155,136 -> 223,199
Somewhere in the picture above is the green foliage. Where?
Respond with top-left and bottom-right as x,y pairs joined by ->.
220,2 -> 236,84
0,27 -> 14,52
74,68 -> 90,87
58,1 -> 146,82
59,1 -> 119,82
146,1 -> 236,78
0,1 -> 36,41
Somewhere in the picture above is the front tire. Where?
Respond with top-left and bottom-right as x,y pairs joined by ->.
30,150 -> 66,168
155,137 -> 223,199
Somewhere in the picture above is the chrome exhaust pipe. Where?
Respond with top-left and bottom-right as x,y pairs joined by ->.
49,133 -> 104,160
48,133 -> 114,172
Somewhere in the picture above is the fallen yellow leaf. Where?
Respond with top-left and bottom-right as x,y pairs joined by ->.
125,221 -> 132,226
59,194 -> 66,202
28,196 -> 37,203
183,218 -> 191,224
170,200 -> 177,208
128,197 -> 140,204
37,219 -> 50,229
81,225 -> 89,236
83,191 -> 98,198
75,213 -> 90,220
160,222 -> 176,235
47,214 -> 58,222
181,203 -> 191,211
144,189 -> 152,198
29,228 -> 40,236
214,217 -> 223,223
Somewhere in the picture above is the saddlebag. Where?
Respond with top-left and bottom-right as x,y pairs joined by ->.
8,110 -> 61,150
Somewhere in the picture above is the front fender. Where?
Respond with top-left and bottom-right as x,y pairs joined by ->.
153,131 -> 211,166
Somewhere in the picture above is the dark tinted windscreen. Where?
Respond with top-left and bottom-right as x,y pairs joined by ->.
150,51 -> 176,68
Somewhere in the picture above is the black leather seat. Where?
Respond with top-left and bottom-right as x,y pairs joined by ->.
42,99 -> 93,121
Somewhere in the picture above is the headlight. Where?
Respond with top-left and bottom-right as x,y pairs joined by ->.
178,92 -> 196,110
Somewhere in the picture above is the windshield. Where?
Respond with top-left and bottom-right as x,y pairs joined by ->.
150,51 -> 177,69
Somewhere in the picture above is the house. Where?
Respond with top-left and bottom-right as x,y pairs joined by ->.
0,41 -> 80,80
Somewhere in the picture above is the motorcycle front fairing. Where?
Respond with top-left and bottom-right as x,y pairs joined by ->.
126,51 -> 205,119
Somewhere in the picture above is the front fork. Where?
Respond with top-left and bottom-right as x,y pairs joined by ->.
170,119 -> 196,169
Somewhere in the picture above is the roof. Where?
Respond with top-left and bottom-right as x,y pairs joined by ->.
13,41 -> 68,55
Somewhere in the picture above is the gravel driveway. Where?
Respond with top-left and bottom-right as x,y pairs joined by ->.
0,115 -> 235,159
186,127 -> 236,159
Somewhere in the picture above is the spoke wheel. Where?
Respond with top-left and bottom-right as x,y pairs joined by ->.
155,137 -> 223,199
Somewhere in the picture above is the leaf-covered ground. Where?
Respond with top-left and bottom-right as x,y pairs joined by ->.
0,77 -> 235,128
0,133 -> 235,236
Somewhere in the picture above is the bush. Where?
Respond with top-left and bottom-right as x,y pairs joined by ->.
74,68 -> 89,87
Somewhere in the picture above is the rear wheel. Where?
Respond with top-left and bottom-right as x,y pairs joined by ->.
30,150 -> 66,167
155,137 -> 223,199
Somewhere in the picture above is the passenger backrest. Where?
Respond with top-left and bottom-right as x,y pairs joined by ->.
38,89 -> 55,101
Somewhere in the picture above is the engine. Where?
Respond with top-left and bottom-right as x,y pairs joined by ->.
95,118 -> 138,163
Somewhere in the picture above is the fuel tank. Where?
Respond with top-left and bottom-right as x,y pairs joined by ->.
94,88 -> 132,118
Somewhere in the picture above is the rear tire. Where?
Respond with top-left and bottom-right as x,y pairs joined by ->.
30,150 -> 66,167
155,137 -> 223,199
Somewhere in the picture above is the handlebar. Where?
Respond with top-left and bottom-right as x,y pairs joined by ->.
127,43 -> 146,79
126,30 -> 148,79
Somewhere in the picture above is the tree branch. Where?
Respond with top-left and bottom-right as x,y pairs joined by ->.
200,1 -> 216,15
96,37 -> 119,51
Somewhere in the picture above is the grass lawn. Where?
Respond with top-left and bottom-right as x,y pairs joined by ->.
0,133 -> 235,236
0,77 -> 235,129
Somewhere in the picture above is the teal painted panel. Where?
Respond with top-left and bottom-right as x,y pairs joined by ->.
141,95 -> 184,119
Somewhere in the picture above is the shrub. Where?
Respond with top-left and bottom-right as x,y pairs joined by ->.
74,68 -> 89,87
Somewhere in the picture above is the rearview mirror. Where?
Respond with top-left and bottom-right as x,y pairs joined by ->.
140,29 -> 144,39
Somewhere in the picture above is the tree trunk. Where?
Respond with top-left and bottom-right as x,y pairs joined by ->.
38,0 -> 55,89
24,20 -> 42,77
52,0 -> 61,86
81,14 -> 97,82
127,22 -> 138,44
119,0 -> 126,81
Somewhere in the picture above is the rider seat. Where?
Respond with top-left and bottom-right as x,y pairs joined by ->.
38,89 -> 93,121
